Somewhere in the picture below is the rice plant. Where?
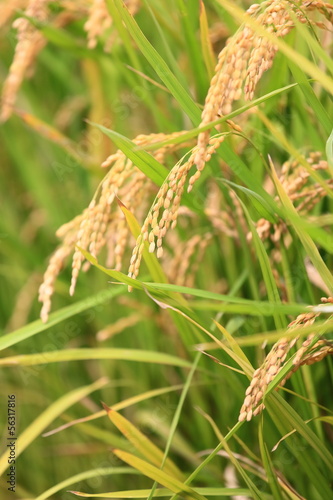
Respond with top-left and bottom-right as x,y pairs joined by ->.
0,1 -> 333,499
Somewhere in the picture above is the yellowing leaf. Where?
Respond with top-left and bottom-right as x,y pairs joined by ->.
103,404 -> 183,480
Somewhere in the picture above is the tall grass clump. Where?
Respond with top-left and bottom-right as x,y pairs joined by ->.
0,1 -> 333,499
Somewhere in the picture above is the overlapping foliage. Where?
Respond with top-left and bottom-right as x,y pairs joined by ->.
0,1 -> 333,499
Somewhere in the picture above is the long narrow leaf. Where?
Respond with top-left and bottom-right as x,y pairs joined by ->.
112,450 -> 208,500
0,286 -> 125,351
103,404 -> 183,480
0,348 -> 193,368
0,378 -> 108,475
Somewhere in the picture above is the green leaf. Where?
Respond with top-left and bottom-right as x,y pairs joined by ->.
271,161 -> 333,293
326,128 -> 333,170
103,404 -> 183,480
90,123 -> 168,186
199,0 -> 216,79
288,61 -> 332,136
91,123 -> 198,213
0,378 -> 109,475
69,487 -> 252,498
35,468 -> 138,500
0,348 -> 193,368
147,352 -> 202,500
0,286 -> 126,351
112,0 -> 200,125
221,180 -> 278,223
236,194 -> 285,330
112,450 -> 208,500
258,419 -> 284,500
43,384 -> 187,438
220,0 -> 333,95
266,393 -> 333,498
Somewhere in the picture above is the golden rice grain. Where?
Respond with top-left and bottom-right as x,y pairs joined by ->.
84,0 -> 141,50
39,131 -> 191,320
167,233 -> 212,288
84,0 -> 112,49
0,0 -> 27,30
239,337 -> 297,422
250,152 -> 331,243
238,299 -> 332,422
39,244 -> 75,324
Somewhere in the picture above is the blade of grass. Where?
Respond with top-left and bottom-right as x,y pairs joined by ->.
293,14 -> 333,77
270,157 -> 333,293
140,0 -> 190,91
147,351 -> 202,500
326,128 -> 333,171
236,194 -> 286,330
89,122 -> 168,186
138,83 -> 298,153
0,378 -> 109,475
195,423 -> 263,500
266,393 -> 333,498
102,404 -> 183,480
258,418 -> 284,500
112,450 -> 208,500
35,467 -> 138,500
266,391 -> 333,470
199,0 -> 216,79
90,123 -> 199,213
187,300 -> 307,316
0,348 -> 193,368
18,11 -> 96,57
15,109 -> 93,168
113,0 -> 200,125
169,421 -> 244,500
174,0 -> 207,100
257,110 -> 333,202
43,384 -> 186,437
287,61 -> 332,136
0,285 -> 126,351
69,487 -> 252,498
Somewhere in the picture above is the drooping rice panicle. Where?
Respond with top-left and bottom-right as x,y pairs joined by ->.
84,0 -> 112,49
0,0 -> 27,30
0,0 -> 89,122
239,337 -> 299,422
39,1 -> 333,317
0,0 -> 49,122
84,0 -> 141,50
127,133 -> 225,281
127,1 -> 333,280
39,131 -> 193,321
250,152 -> 332,243
166,233 -> 212,288
193,0 -> 333,182
239,300 -> 333,422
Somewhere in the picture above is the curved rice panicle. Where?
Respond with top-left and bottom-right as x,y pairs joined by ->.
38,131 -> 193,322
38,0 -> 333,320
127,133 -> 226,281
0,0 -> 141,122
251,152 -> 332,243
239,299 -> 333,422
84,0 -> 140,50
128,1 -> 333,278
193,0 -> 333,178
0,0 -> 49,123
